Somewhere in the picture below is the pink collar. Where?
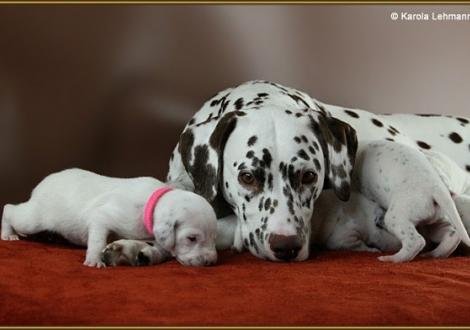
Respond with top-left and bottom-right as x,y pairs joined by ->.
143,187 -> 173,235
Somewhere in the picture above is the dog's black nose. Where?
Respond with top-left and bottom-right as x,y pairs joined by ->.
269,234 -> 302,261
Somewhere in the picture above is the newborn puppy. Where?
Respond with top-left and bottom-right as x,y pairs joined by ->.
353,141 -> 470,262
1,168 -> 217,267
311,190 -> 400,253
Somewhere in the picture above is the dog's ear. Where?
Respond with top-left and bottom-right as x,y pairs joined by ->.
310,113 -> 358,201
153,218 -> 176,253
178,111 -> 240,216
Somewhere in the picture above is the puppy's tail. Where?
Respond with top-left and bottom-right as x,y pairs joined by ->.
433,189 -> 470,247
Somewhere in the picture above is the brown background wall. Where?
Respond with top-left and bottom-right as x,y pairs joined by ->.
1,4 -> 469,205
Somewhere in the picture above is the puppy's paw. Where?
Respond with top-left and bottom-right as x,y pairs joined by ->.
83,258 -> 106,268
1,234 -> 19,241
101,242 -> 124,267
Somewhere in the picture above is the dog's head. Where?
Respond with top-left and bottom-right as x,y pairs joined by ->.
178,106 -> 357,261
153,190 -> 218,266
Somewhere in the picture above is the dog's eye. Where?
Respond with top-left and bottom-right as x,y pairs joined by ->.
187,236 -> 197,242
301,170 -> 317,185
238,171 -> 256,185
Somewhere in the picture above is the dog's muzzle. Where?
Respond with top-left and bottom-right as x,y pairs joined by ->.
268,234 -> 303,261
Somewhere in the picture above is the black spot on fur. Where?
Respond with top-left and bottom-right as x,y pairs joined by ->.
294,136 -> 301,143
249,232 -> 259,253
179,129 -> 195,166
285,110 -> 292,115
417,141 -> 431,149
287,93 -> 310,108
449,132 -> 463,143
258,197 -> 265,211
246,151 -> 255,158
313,159 -> 321,171
264,198 -> 271,211
371,118 -> 383,127
344,110 -> 359,118
466,165 -> 470,173
234,98 -> 244,110
262,149 -> 273,168
389,126 -> 400,134
190,145 -> 217,198
268,173 -> 273,190
385,138 -> 394,142
244,238 -> 249,248
457,117 -> 469,125
247,135 -> 258,146
301,135 -> 308,143
297,149 -> 310,161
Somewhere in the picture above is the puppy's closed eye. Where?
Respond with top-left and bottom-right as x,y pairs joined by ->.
187,235 -> 197,242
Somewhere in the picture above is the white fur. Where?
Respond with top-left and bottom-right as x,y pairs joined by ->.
1,168 -> 217,267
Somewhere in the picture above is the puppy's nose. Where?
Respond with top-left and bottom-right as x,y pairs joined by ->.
269,234 -> 302,261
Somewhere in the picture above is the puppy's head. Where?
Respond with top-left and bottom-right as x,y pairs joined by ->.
152,190 -> 218,266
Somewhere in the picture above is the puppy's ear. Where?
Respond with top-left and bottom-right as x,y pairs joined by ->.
178,111 -> 241,216
153,219 -> 176,253
310,112 -> 358,201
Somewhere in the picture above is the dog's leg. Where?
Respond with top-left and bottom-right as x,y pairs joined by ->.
1,202 -> 44,240
1,204 -> 18,240
454,195 -> 470,231
378,202 -> 426,263
216,215 -> 237,250
84,220 -> 109,268
101,239 -> 170,266
420,222 -> 460,259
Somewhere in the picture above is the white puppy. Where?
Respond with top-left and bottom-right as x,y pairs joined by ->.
1,168 -> 218,267
311,190 -> 400,253
352,141 -> 470,262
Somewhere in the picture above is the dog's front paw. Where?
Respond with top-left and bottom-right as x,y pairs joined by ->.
83,257 -> 106,268
101,239 -> 170,267
1,234 -> 19,241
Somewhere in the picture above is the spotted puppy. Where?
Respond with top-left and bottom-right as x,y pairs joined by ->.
1,168 -> 217,267
353,141 -> 470,262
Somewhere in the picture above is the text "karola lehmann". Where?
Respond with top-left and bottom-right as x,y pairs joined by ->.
401,12 -> 470,21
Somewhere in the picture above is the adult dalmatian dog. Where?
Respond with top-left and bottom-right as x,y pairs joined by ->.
105,80 -> 470,263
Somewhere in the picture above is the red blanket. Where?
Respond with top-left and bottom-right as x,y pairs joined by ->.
1,240 -> 470,326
